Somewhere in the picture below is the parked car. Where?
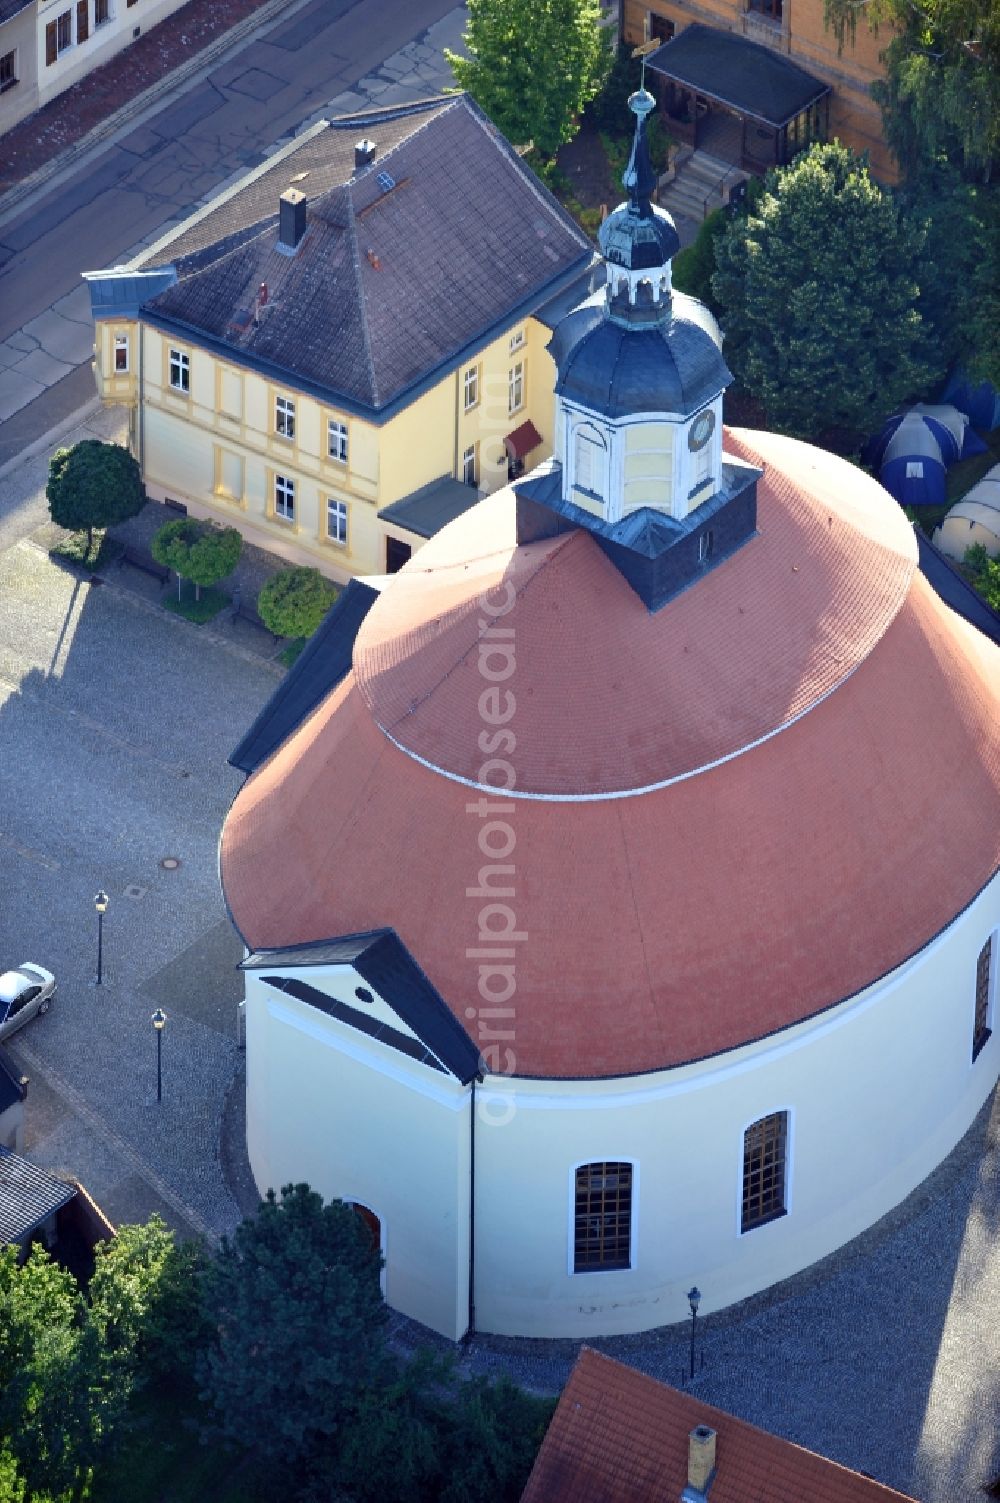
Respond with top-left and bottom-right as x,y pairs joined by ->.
0,964 -> 56,1043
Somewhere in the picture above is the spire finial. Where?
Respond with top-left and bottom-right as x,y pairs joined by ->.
623,86 -> 657,210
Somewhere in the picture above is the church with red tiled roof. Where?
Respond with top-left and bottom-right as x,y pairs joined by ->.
220,89 -> 1000,1343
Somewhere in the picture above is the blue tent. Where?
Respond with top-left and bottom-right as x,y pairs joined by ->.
866,404 -> 986,507
942,371 -> 1000,431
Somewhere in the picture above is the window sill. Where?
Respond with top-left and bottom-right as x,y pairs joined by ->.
740,1206 -> 787,1235
0,78 -> 18,93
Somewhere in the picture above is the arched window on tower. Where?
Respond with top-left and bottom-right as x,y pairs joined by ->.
573,423 -> 607,504
741,1111 -> 788,1232
573,1160 -> 633,1272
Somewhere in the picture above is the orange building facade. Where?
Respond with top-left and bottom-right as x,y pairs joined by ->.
623,0 -> 896,181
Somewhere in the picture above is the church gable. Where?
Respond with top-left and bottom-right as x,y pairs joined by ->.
242,930 -> 480,1083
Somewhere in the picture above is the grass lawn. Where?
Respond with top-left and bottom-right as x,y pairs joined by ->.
50,530 -> 124,571
163,585 -> 230,625
946,426 -> 1000,505
86,1386 -> 268,1503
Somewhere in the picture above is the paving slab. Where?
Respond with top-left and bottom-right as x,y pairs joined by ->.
50,283 -> 96,325
21,309 -> 96,366
0,368 -> 46,422
12,349 -> 77,389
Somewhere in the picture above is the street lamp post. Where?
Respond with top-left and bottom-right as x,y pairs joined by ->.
687,1285 -> 701,1382
151,1009 -> 167,1102
94,891 -> 109,986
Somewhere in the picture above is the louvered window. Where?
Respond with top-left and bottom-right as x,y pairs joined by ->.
574,1161 -> 633,1272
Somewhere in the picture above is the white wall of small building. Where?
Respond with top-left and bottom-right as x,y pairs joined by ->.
243,872 -> 1000,1342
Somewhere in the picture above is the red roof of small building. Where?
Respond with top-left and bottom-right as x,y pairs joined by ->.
220,430 -> 1000,1078
520,1348 -> 918,1503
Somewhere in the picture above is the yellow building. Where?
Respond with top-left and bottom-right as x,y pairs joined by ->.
84,95 -> 595,581
0,0 -> 192,136
626,0 -> 896,182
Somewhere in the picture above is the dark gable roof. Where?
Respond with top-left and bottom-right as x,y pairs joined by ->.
647,25 -> 829,127
0,1147 -> 77,1246
242,930 -> 481,1084
916,528 -> 1000,645
0,0 -> 31,23
140,94 -> 593,418
229,578 -> 380,773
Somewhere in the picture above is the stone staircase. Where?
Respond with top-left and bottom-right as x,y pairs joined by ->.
657,149 -> 747,229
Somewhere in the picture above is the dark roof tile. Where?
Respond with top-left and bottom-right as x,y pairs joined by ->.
0,1147 -> 76,1246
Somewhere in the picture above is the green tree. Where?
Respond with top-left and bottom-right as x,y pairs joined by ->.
196,1184 -> 387,1470
824,0 -> 999,179
446,0 -> 610,159
711,142 -> 937,443
902,168 -> 1000,387
0,1245 -> 105,1502
151,518 -> 242,601
88,1218 -> 211,1393
437,1375 -> 555,1503
256,566 -> 337,640
964,543 -> 1000,608
46,440 -> 145,552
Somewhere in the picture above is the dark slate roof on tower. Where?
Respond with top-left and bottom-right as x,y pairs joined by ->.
549,290 -> 731,418
136,95 -> 593,419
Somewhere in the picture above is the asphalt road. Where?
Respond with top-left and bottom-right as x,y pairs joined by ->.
0,0 -> 458,467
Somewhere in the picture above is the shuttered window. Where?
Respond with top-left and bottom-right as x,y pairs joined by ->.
76,1 -> 88,43
45,21 -> 58,63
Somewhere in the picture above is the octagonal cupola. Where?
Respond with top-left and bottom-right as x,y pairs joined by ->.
597,86 -> 680,327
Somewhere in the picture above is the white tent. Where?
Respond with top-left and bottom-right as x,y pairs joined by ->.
935,463 -> 1000,562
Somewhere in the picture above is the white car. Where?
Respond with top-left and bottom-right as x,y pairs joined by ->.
0,964 -> 56,1043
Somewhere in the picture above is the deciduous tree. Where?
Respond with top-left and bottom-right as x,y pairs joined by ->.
151,518 -> 242,600
446,0 -> 610,159
711,142 -> 937,443
46,440 -> 145,552
256,566 -> 337,640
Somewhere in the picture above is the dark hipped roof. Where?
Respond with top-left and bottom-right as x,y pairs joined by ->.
521,1348 -> 919,1503
646,25 -> 830,127
0,1045 -> 23,1116
0,0 -> 32,24
139,94 -> 593,420
242,930 -> 481,1083
229,578 -> 380,774
916,528 -> 1000,645
377,475 -> 481,540
0,1147 -> 76,1246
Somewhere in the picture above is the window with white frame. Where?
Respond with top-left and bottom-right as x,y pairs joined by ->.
114,333 -> 129,373
463,365 -> 479,412
95,0 -> 111,25
508,360 -> 524,415
57,10 -> 72,50
573,1162 -> 633,1272
274,474 -> 295,521
742,1112 -> 788,1232
168,348 -> 190,393
327,418 -> 348,464
509,327 -> 525,354
0,49 -> 17,92
973,937 -> 994,1060
326,498 -> 348,546
462,444 -> 478,487
275,395 -> 295,440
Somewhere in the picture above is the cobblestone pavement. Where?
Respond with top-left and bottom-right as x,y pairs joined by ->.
0,531 -> 279,1242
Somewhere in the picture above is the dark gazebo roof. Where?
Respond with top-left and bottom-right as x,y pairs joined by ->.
646,25 -> 830,127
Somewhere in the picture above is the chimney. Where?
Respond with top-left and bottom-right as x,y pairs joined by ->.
278,188 -> 307,251
18,1075 -> 29,1101
685,1426 -> 716,1497
355,138 -> 377,170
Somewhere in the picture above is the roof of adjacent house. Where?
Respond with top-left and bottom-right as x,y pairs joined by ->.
520,1348 -> 919,1503
220,427 -> 1000,1079
133,94 -> 593,420
0,1146 -> 76,1246
0,0 -> 32,24
646,24 -> 830,126
0,1046 -> 23,1117
377,475 -> 483,540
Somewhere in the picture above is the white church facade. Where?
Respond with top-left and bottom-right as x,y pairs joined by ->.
221,90 -> 1000,1342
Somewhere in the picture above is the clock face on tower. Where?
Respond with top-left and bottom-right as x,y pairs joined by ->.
688,409 -> 716,452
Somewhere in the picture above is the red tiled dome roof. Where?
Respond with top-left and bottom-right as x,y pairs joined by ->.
221,432 -> 1000,1078
353,431 -> 917,795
